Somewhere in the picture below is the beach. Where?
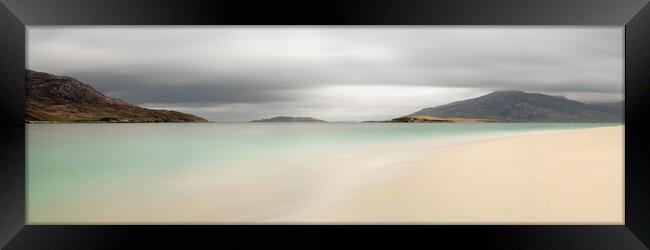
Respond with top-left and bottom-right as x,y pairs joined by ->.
27,124 -> 623,224
319,126 -> 624,224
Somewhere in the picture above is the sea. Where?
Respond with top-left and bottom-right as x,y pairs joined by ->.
26,122 -> 619,223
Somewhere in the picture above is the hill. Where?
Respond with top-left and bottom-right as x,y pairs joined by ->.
410,91 -> 622,123
25,69 -> 207,123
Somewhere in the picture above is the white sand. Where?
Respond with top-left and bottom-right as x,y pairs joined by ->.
319,126 -> 624,224
32,126 -> 623,224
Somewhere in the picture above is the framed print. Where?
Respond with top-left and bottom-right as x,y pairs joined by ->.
1,0 -> 649,249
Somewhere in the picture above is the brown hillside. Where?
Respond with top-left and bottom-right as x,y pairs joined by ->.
26,69 -> 208,123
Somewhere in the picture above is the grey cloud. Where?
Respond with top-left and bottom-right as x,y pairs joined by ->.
67,71 -> 306,105
28,27 -> 623,121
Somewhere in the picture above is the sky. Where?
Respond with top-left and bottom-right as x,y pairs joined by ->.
28,27 -> 623,122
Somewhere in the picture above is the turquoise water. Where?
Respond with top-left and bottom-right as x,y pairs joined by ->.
26,122 -> 618,222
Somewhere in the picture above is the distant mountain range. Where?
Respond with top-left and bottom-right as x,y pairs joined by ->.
410,90 -> 622,123
251,116 -> 325,122
25,69 -> 207,123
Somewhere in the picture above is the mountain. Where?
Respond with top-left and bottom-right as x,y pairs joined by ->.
410,91 -> 622,123
251,116 -> 325,122
25,69 -> 208,123
593,101 -> 624,116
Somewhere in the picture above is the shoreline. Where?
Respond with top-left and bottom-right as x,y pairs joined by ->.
316,126 -> 624,224
27,125 -> 623,224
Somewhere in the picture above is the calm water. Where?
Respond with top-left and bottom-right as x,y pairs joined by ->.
26,122 -> 618,222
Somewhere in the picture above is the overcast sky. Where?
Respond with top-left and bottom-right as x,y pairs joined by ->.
28,27 -> 623,122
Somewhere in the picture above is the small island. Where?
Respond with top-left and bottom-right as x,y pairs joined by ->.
251,116 -> 326,122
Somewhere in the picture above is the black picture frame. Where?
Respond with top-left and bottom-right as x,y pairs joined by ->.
1,0 -> 649,249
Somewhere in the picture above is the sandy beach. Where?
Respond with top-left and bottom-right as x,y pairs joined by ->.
319,126 -> 624,224
28,125 -> 623,224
